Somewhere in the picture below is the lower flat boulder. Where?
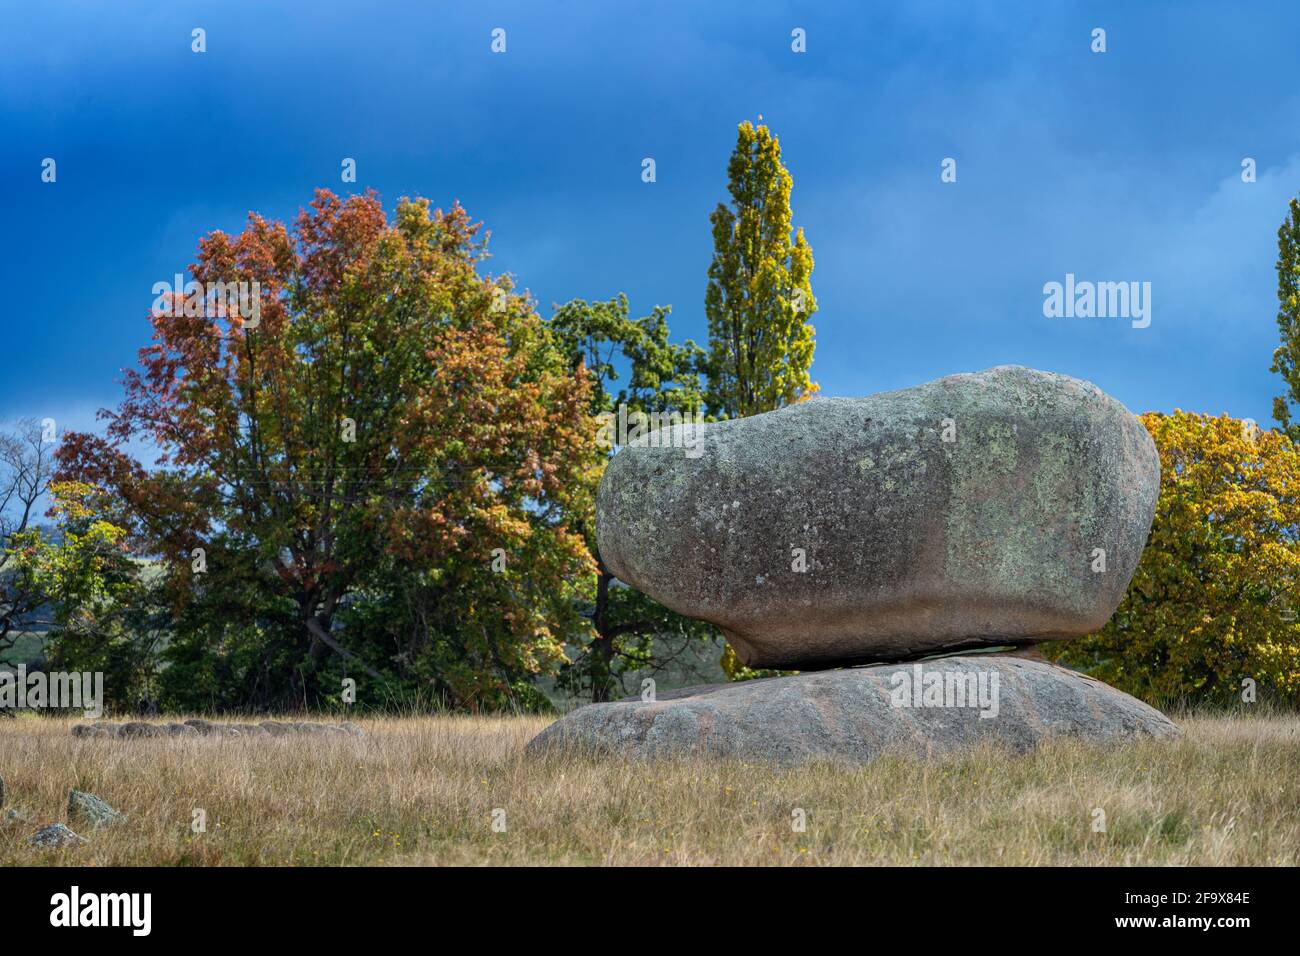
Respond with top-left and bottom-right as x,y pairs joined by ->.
528,657 -> 1178,765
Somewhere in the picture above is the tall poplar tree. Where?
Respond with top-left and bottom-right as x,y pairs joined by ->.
1271,197 -> 1300,440
705,121 -> 817,680
705,121 -> 818,420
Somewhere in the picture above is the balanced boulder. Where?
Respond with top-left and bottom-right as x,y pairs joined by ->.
597,366 -> 1159,669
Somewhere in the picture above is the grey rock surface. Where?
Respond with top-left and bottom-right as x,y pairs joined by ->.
597,366 -> 1160,669
28,823 -> 85,848
73,719 -> 364,739
68,789 -> 124,827
71,724 -> 114,739
528,657 -> 1179,765
118,721 -> 164,738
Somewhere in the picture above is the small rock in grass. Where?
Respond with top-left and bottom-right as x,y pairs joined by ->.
68,718 -> 362,739
29,823 -> 86,848
71,724 -> 113,738
68,789 -> 125,828
118,721 -> 164,738
299,721 -> 348,735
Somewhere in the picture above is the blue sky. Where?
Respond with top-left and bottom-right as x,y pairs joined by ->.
3,0 -> 1300,437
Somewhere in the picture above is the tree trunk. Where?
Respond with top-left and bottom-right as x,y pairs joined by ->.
590,562 -> 615,703
305,614 -> 384,681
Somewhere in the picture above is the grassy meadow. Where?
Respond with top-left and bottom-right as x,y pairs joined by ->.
1,712 -> 1297,866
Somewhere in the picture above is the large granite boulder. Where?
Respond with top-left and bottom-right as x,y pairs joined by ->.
528,657 -> 1179,765
597,366 -> 1159,669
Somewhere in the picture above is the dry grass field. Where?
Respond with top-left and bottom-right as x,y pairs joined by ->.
1,712 -> 1297,866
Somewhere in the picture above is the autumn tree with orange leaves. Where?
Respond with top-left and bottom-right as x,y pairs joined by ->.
58,190 -> 598,710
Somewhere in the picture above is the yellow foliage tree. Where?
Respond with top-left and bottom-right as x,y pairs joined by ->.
1044,411 -> 1300,706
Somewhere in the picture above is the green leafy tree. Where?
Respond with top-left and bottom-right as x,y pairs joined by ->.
0,419 -> 57,657
549,294 -> 715,701
705,120 -> 818,420
1271,197 -> 1300,439
6,482 -> 165,711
